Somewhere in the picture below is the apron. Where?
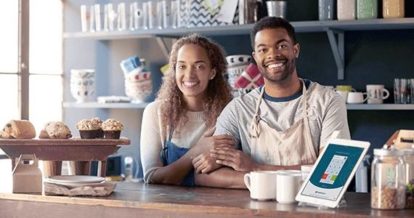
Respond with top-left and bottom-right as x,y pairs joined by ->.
160,129 -> 195,187
247,80 -> 317,165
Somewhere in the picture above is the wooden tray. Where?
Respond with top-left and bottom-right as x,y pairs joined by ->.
0,138 -> 130,161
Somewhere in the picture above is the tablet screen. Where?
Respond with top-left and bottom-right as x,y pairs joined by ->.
300,143 -> 365,201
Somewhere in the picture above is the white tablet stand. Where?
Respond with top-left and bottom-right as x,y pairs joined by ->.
298,197 -> 347,209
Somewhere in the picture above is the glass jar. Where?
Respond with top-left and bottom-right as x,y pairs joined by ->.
357,0 -> 378,19
402,149 -> 414,208
383,0 -> 404,18
371,148 -> 406,209
318,0 -> 335,20
337,0 -> 356,20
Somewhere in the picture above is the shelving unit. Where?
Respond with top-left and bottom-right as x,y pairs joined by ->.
63,18 -> 414,111
64,18 -> 414,80
346,104 -> 414,110
63,18 -> 414,39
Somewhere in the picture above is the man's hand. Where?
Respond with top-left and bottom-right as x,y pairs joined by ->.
192,131 -> 236,174
211,146 -> 258,172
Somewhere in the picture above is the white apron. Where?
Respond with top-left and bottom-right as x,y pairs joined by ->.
247,80 -> 317,165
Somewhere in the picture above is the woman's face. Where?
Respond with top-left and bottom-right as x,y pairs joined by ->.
175,44 -> 215,102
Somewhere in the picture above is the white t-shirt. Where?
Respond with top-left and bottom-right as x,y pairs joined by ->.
140,101 -> 208,183
215,80 -> 351,157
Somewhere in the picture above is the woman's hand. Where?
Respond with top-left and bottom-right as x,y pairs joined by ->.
191,130 -> 236,173
192,152 -> 221,174
192,128 -> 235,156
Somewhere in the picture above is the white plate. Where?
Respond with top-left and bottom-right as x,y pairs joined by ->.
44,181 -> 107,188
45,175 -> 105,184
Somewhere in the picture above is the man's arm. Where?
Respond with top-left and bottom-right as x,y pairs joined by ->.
320,92 -> 351,149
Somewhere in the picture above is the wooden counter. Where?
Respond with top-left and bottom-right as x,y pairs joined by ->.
0,182 -> 413,218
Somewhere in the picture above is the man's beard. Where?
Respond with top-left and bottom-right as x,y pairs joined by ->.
260,58 -> 296,83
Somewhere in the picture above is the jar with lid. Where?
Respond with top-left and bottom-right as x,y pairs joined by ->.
402,148 -> 414,209
357,0 -> 378,19
383,0 -> 404,19
371,148 -> 406,209
337,0 -> 356,20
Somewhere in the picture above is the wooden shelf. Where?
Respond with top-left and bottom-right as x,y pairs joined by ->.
63,102 -> 149,109
346,104 -> 414,110
63,18 -> 414,40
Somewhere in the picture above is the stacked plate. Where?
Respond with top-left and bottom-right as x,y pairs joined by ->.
44,175 -> 105,188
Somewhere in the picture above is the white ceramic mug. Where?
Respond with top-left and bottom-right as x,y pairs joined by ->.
347,92 -> 368,104
335,85 -> 356,103
276,170 -> 302,204
366,84 -> 390,104
244,171 -> 278,201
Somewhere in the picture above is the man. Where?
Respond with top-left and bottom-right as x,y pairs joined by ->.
193,17 -> 350,188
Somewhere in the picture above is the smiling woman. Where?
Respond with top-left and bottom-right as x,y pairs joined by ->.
140,34 -> 234,187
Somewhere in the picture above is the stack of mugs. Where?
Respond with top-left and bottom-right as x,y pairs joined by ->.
226,55 -> 252,90
70,69 -> 96,103
120,56 -> 152,103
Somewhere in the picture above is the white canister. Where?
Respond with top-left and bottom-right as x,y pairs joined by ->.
70,69 -> 95,103
337,0 -> 356,20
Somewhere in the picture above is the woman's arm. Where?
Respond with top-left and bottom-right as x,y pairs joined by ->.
194,167 -> 246,189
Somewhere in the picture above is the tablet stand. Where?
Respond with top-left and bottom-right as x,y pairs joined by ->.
298,197 -> 347,209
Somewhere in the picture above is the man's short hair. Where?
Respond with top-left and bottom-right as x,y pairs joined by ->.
250,17 -> 297,49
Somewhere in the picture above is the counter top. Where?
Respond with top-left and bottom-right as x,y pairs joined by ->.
0,182 -> 413,218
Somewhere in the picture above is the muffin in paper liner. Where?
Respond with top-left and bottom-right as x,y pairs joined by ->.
76,117 -> 103,139
102,119 -> 124,139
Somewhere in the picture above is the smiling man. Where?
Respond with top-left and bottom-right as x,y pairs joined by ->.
193,17 -> 350,188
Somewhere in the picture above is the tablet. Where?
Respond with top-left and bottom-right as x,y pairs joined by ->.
295,138 -> 370,208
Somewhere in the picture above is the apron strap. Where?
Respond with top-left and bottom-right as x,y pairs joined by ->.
249,88 -> 265,138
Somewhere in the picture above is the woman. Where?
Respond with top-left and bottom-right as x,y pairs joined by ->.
140,34 -> 234,186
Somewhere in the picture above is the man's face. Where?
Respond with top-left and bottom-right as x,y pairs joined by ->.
252,28 -> 299,84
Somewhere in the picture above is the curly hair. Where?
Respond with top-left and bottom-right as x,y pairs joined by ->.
157,34 -> 232,136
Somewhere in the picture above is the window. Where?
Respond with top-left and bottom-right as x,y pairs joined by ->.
0,1 -> 19,126
29,0 -> 63,131
0,0 -> 62,172
0,0 -> 63,133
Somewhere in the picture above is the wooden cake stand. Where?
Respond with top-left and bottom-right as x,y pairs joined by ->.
0,138 -> 130,176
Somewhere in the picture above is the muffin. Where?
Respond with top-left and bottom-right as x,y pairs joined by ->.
39,121 -> 72,139
0,120 -> 36,139
102,119 -> 124,139
76,117 -> 103,139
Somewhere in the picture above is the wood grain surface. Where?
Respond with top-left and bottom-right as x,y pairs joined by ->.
1,182 -> 413,218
